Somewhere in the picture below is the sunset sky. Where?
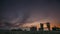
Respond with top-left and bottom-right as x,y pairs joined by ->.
0,0 -> 60,29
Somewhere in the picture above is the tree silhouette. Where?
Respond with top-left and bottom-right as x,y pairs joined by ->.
52,26 -> 60,31
30,26 -> 37,31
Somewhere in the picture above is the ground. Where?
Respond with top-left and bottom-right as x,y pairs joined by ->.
0,31 -> 60,34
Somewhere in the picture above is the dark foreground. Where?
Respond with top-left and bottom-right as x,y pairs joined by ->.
0,31 -> 60,34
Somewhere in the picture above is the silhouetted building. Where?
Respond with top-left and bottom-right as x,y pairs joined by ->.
39,23 -> 44,31
30,26 -> 37,31
46,22 -> 50,31
52,26 -> 60,31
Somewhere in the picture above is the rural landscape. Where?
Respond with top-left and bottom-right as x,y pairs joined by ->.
0,22 -> 60,34
0,0 -> 60,34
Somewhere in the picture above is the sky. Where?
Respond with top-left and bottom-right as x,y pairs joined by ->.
0,0 -> 60,29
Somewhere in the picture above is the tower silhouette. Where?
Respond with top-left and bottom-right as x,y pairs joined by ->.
40,23 -> 44,31
46,22 -> 50,31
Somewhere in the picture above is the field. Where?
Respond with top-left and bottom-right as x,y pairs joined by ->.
0,31 -> 60,34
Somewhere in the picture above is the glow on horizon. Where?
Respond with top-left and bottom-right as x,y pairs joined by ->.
20,20 -> 60,30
